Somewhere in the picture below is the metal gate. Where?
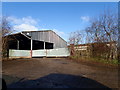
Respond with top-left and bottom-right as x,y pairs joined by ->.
32,48 -> 70,57
9,48 -> 70,58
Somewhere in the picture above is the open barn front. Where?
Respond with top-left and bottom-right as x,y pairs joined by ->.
33,40 -> 44,50
9,39 -> 55,58
7,33 -> 29,50
33,40 -> 54,50
8,33 -> 54,50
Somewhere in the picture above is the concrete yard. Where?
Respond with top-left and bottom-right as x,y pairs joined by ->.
2,58 -> 118,88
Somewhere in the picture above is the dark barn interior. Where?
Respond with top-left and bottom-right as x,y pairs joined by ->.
8,33 -> 54,50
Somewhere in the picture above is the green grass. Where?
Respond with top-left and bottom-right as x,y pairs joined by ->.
90,57 -> 119,65
69,55 -> 119,65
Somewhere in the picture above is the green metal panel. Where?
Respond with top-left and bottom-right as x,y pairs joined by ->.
32,48 -> 70,57
32,49 -> 46,57
9,48 -> 70,58
9,50 -> 31,58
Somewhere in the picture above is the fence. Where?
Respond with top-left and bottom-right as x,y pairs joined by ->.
9,48 -> 70,58
9,50 -> 31,58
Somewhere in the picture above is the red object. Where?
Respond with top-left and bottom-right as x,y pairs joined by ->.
30,50 -> 32,58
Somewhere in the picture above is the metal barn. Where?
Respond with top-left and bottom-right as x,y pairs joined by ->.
8,30 -> 70,58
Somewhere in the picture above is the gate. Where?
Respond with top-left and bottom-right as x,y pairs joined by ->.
32,48 -> 70,57
9,48 -> 70,58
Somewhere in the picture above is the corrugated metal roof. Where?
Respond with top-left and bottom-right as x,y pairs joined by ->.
22,30 -> 67,49
6,30 -> 67,49
22,30 -> 67,43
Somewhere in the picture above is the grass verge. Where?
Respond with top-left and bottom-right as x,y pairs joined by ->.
69,56 -> 119,68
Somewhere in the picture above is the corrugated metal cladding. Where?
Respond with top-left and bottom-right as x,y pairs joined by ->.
22,30 -> 67,49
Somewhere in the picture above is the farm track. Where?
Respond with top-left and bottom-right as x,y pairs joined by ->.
2,58 -> 118,88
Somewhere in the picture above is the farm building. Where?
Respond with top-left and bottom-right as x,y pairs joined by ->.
6,30 -> 70,58
68,44 -> 90,56
68,41 -> 117,59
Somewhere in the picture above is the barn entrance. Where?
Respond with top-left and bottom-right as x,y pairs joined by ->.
8,33 -> 54,50
33,40 -> 53,50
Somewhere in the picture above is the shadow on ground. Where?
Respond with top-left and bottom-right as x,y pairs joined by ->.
4,73 -> 111,89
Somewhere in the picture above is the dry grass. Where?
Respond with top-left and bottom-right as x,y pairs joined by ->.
68,56 -> 119,69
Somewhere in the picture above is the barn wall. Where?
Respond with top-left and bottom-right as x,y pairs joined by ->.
23,30 -> 67,49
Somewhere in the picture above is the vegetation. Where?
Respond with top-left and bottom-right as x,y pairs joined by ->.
69,55 -> 119,65
1,16 -> 13,58
68,9 -> 119,65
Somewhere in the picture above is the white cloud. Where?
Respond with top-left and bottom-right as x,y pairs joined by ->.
13,24 -> 38,31
7,16 -> 39,32
7,16 -> 68,41
80,16 -> 90,22
53,29 -> 68,41
53,29 -> 65,36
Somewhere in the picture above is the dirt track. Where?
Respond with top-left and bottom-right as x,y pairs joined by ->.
2,58 -> 118,88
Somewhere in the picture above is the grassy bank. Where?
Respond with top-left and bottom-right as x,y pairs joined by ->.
69,56 -> 119,67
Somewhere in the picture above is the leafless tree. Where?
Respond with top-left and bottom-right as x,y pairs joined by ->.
68,30 -> 83,45
85,9 -> 118,60
118,7 -> 120,61
68,30 -> 85,56
1,16 -> 13,58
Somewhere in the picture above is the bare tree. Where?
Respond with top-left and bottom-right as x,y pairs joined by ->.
118,6 -> 120,61
68,30 -> 82,45
68,30 -> 85,56
85,9 -> 118,60
1,16 -> 13,58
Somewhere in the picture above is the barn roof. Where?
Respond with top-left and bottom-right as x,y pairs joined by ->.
22,30 -> 67,43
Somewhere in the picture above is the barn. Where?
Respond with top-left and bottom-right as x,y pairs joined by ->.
7,30 -> 70,58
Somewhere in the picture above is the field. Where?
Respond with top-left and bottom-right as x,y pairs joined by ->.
2,58 -> 118,88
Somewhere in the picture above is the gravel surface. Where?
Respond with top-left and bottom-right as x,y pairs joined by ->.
2,58 -> 118,88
